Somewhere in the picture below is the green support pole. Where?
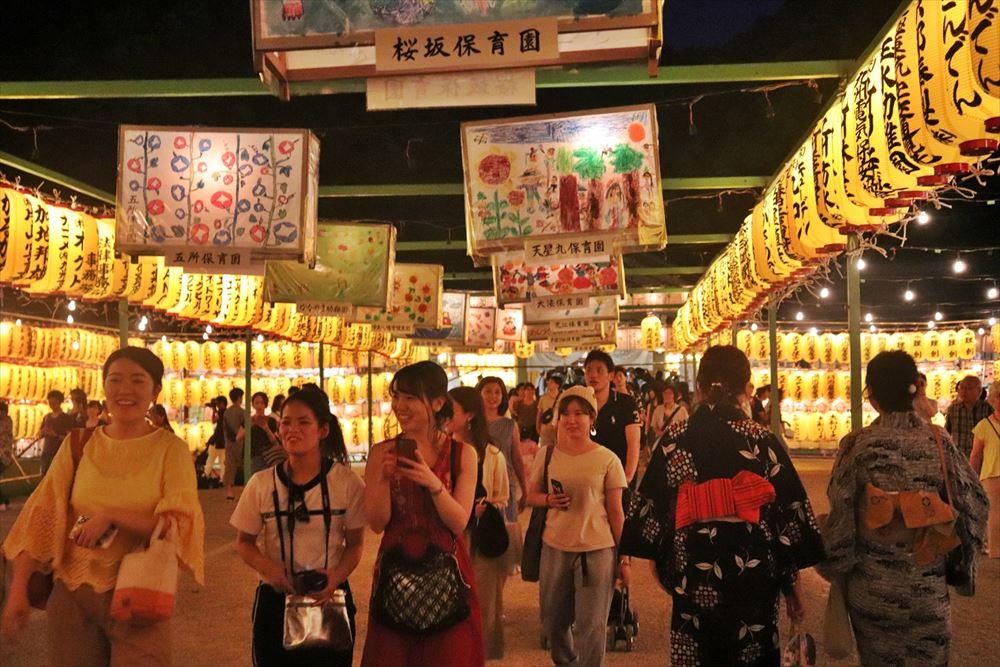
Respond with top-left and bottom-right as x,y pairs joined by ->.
768,300 -> 783,440
318,342 -> 325,390
117,300 -> 128,349
515,356 -> 528,385
243,331 -> 252,486
847,234 -> 864,430
367,351 -> 374,453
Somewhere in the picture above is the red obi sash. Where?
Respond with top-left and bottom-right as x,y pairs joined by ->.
675,470 -> 776,529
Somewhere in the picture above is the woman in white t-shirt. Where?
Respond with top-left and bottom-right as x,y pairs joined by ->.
651,385 -> 688,440
526,385 -> 627,667
230,386 -> 366,667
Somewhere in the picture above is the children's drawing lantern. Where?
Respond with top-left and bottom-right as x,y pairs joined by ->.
462,104 -> 665,265
640,314 -> 663,351
355,263 -> 444,333
116,126 -> 319,264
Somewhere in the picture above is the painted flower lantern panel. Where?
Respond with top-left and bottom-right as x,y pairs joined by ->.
492,249 -> 626,307
413,291 -> 467,342
462,104 -> 665,260
116,126 -> 319,263
264,221 -> 396,311
355,263 -> 444,333
463,303 -> 497,348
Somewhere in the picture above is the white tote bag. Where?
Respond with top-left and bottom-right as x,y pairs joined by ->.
822,577 -> 855,660
110,517 -> 178,624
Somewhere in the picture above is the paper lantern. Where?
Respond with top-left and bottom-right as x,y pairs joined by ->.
640,314 -> 663,352
957,328 -> 977,360
801,333 -> 819,364
923,331 -> 942,362
514,342 -> 535,359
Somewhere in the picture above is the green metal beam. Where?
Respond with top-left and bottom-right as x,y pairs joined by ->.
0,150 -> 115,204
396,234 -> 732,252
628,286 -> 691,294
0,61 -> 851,100
319,178 -> 765,198
847,234 -> 864,430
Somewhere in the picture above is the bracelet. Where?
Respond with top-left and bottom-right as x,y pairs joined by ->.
430,482 -> 446,496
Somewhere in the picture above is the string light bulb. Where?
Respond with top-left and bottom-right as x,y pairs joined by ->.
916,211 -> 930,225
856,257 -> 866,271
256,334 -> 264,343
864,313 -> 873,323
71,340 -> 80,351
15,318 -> 22,326
988,286 -> 999,299
819,287 -> 830,299
934,311 -> 943,321
66,314 -> 74,324
809,327 -> 818,335
978,327 -> 985,335
160,335 -> 168,343
927,321 -> 935,329
795,311 -> 805,321
750,323 -> 758,332
990,317 -> 998,326
904,288 -> 915,302
67,299 -> 77,312
205,324 -> 213,334
202,332 -> 209,340
952,257 -> 967,274
869,325 -> 877,333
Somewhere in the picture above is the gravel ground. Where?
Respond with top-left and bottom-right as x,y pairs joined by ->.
1,458 -> 998,666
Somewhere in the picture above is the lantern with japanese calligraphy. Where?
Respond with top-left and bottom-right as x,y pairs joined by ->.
923,331 -> 943,362
514,342 -> 535,359
957,328 -> 977,360
640,314 -> 663,352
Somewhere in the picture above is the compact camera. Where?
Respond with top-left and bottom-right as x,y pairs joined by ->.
293,569 -> 329,595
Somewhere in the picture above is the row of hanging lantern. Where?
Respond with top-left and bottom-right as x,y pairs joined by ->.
673,0 -> 999,351
0,184 -> 429,364
735,327 -> 982,364
0,321 -> 132,366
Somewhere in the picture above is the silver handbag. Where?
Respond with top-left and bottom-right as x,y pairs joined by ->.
282,590 -> 353,652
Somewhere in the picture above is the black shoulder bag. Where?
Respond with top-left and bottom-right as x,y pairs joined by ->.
470,449 -> 510,559
521,445 -> 555,582
372,440 -> 471,634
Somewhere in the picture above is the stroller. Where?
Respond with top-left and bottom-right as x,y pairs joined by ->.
606,585 -> 639,652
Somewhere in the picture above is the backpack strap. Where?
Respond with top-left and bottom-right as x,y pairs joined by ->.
66,427 -> 95,503
450,437 -> 461,491
542,444 -> 555,491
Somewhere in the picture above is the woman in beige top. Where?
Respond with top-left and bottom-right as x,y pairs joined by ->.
526,385 -> 626,667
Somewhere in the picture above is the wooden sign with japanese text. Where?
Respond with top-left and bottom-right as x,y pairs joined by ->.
367,68 -> 535,110
163,247 -> 264,276
375,18 -> 558,74
524,296 -> 619,324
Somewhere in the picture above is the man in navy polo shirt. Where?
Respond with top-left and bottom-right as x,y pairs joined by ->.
584,350 -> 642,485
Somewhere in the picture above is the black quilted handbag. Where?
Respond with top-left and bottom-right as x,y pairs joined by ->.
619,442 -> 668,560
372,542 -> 471,633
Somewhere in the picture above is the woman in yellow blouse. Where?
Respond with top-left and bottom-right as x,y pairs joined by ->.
0,346 -> 204,666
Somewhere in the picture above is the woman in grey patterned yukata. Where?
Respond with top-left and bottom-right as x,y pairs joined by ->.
647,346 -> 824,666
818,351 -> 988,666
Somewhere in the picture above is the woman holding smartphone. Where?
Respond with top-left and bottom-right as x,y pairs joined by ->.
0,347 -> 204,665
526,385 -> 627,667
362,361 -> 483,667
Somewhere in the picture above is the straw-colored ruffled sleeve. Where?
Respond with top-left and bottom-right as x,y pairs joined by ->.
1,434 -> 74,571
155,437 -> 205,585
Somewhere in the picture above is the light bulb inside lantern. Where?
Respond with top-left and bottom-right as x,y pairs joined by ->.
916,211 -> 930,225
856,257 -> 866,271
952,258 -> 967,274
71,340 -> 80,350
67,299 -> 77,312
988,287 -> 999,299
934,311 -> 943,321
864,313 -> 873,323
795,311 -> 805,321
750,323 -> 758,332
904,289 -> 915,301
66,314 -> 74,324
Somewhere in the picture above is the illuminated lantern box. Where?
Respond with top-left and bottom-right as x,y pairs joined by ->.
116,126 -> 319,264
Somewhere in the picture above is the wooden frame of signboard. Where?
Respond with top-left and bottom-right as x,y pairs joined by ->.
251,1 -> 661,97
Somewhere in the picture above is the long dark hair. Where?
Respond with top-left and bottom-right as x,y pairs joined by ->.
389,361 -> 454,433
475,376 -> 509,415
281,385 -> 348,463
448,386 -> 491,461
696,345 -> 751,406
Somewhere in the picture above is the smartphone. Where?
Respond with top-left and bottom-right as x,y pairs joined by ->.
68,516 -> 118,549
395,437 -> 418,461
550,479 -> 565,495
